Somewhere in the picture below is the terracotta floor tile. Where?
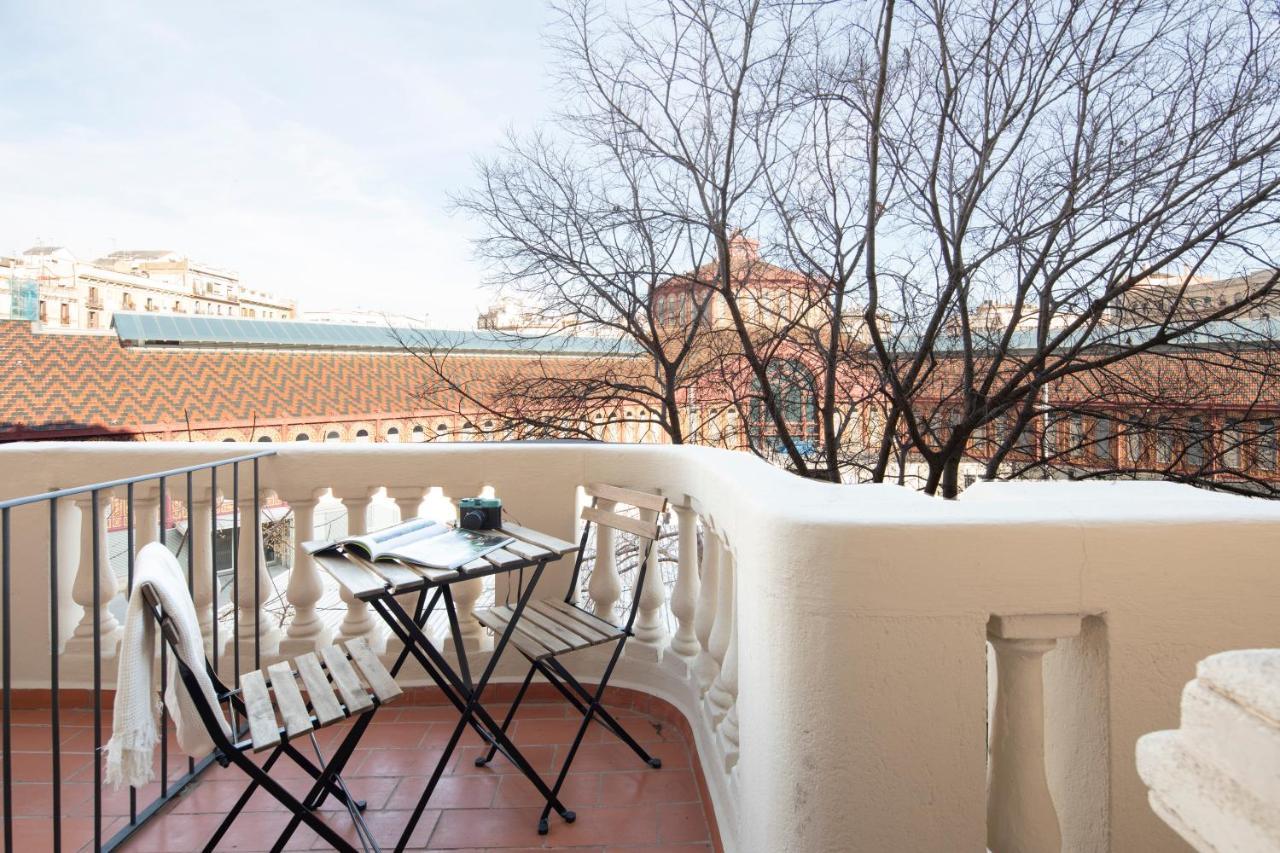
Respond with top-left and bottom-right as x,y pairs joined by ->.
560,742 -> 687,774
537,805 -> 661,847
426,806 -> 557,848
492,770 -> 600,809
511,717 -> 604,746
598,770 -> 699,805
656,802 -> 711,844
449,743 -> 558,775
350,747 -> 447,776
385,774 -> 500,811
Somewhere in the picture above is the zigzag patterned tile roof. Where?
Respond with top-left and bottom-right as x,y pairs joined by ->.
0,320 -> 623,439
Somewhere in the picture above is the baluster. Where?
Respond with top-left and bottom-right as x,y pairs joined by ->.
706,540 -> 735,722
385,487 -> 428,656
691,525 -> 722,691
667,504 -> 701,658
190,486 -> 218,652
587,498 -> 621,619
986,614 -> 1080,853
334,491 -> 382,646
440,486 -> 488,653
631,507 -> 668,658
279,494 -> 330,655
235,488 -> 280,667
65,490 -> 121,659
715,567 -> 739,767
133,485 -> 161,549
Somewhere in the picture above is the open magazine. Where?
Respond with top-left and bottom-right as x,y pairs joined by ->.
310,516 -> 513,571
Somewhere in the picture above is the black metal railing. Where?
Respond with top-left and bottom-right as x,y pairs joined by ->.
0,450 -> 275,852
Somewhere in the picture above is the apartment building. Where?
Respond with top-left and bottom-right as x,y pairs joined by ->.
0,245 -> 296,331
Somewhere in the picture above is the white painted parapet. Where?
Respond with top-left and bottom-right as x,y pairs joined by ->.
1137,649 -> 1280,852
6,444 -> 1280,853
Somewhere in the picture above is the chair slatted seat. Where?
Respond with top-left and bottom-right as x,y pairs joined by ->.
232,638 -> 401,753
474,484 -> 669,835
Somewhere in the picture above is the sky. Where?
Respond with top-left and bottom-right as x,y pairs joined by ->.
0,1 -> 558,327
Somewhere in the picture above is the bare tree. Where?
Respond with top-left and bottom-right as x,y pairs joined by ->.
424,0 -> 1280,498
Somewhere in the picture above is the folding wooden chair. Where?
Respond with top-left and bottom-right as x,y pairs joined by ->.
139,582 -> 403,853
475,483 -> 669,834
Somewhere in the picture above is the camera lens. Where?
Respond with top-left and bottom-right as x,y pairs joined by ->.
461,509 -> 485,529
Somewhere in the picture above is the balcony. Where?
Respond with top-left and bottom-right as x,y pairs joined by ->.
1,442 -> 1278,851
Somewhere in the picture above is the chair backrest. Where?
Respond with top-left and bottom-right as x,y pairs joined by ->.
568,483 -> 669,628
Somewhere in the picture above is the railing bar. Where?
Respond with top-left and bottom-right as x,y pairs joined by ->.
253,458 -> 260,672
49,498 -> 61,853
126,483 -> 136,824
158,475 -> 169,799
0,450 -> 277,510
2,506 -> 12,853
186,471 -> 195,776
211,465 -> 219,680
91,489 -> 102,852
232,461 -> 241,710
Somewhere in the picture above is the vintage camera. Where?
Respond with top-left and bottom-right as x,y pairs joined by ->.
458,497 -> 502,530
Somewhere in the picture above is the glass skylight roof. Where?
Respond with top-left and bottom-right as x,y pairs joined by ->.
110,313 -> 638,356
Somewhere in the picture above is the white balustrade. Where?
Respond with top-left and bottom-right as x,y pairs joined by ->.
706,537 -> 735,722
65,489 -> 122,659
986,613 -> 1081,853
8,441 -> 1280,853
667,504 -> 701,658
587,498 -> 621,619
631,506 -> 668,657
279,494 -> 330,655
691,524 -> 721,691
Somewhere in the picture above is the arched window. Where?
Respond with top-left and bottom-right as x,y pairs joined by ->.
747,359 -> 818,454
386,427 -> 400,443
325,430 -> 341,442
257,435 -> 272,443
222,437 -> 235,443
355,429 -> 370,443
412,425 -> 425,442
295,433 -> 310,442
436,423 -> 448,433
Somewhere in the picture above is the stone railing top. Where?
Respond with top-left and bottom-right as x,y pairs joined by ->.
7,441 -> 1280,530
1197,649 -> 1280,724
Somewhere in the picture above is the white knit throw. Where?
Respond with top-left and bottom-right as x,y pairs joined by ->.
104,542 -> 232,789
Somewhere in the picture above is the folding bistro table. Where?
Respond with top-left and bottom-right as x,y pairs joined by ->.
308,522 -> 580,852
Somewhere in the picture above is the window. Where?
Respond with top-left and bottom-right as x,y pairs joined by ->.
145,297 -> 155,311
1094,418 -> 1113,462
88,286 -> 99,305
1186,416 -> 1207,469
60,303 -> 70,325
1156,424 -> 1174,465
325,430 -> 341,442
436,423 -> 448,433
412,425 -> 425,442
87,311 -> 98,329
257,435 -> 272,442
39,300 -> 47,322
355,429 -> 370,443
1126,419 -> 1145,464
1223,419 -> 1242,469
222,437 -> 235,443
294,433 -> 310,442
1258,420 -> 1276,471
386,427 -> 400,443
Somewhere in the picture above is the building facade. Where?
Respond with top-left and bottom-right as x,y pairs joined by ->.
0,246 -> 296,331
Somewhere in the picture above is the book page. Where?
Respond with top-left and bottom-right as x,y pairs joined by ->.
384,528 -> 514,570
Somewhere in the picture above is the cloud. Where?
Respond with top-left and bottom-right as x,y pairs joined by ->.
0,0 -> 556,328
